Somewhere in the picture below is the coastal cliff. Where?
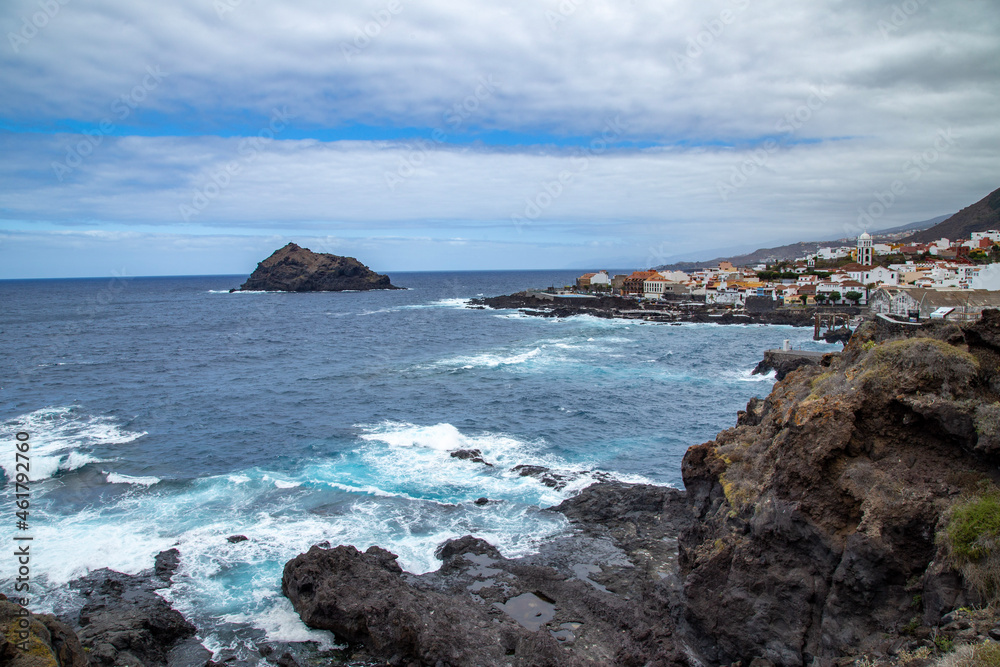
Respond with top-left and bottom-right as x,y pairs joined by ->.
239,243 -> 399,292
680,311 -> 1000,664
282,312 -> 1000,666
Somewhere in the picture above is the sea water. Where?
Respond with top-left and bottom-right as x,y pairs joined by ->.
0,271 -> 834,657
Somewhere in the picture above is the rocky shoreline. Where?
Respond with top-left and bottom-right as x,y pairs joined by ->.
470,291 -> 858,329
277,311 -> 1000,666
5,313 -> 1000,666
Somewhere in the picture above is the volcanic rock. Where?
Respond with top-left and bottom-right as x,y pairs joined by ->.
450,448 -> 493,466
678,312 -> 1000,665
283,483 -> 695,666
67,548 -> 209,666
239,243 -> 399,292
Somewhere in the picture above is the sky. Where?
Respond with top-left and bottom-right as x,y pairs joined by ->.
1,0 -> 998,278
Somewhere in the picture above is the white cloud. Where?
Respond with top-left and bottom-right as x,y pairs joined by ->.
1,0 -> 998,274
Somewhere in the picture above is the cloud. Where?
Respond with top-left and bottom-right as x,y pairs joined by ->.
2,0 -> 997,141
1,0 -> 998,274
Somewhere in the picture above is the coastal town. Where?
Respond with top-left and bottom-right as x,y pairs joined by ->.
569,230 -> 1000,323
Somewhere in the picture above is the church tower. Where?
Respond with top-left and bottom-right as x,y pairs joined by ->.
857,232 -> 873,266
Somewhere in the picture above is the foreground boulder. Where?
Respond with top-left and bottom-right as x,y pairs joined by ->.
239,243 -> 399,292
283,483 -> 695,666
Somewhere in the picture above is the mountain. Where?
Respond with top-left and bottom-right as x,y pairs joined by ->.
904,186 -> 1000,243
654,215 -> 951,271
239,243 -> 400,292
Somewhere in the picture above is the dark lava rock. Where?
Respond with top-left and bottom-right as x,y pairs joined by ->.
474,497 -> 490,505
67,548 -> 208,667
751,348 -> 831,381
282,544 -> 571,666
510,464 -> 568,489
154,547 -> 181,582
240,242 -> 400,292
450,448 -> 494,466
283,482 -> 695,666
227,534 -> 250,543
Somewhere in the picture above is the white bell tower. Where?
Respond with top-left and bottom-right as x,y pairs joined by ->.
858,232 -> 873,266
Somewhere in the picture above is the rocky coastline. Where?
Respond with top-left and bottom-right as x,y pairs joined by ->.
470,291 -> 858,329
6,313 -> 1000,666
280,311 -> 1000,666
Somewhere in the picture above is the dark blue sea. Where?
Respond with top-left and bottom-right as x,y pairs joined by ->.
0,271 -> 834,657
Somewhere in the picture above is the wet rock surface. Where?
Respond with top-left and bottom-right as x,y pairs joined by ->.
65,548 -> 210,667
283,483 -> 696,666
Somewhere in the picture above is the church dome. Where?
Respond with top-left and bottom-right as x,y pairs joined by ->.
859,232 -> 872,240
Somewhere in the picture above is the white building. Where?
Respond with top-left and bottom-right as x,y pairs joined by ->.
818,246 -> 850,260
657,270 -> 689,282
857,232 -> 873,266
643,275 -> 667,299
861,265 -> 898,286
927,239 -> 952,256
591,270 -> 611,286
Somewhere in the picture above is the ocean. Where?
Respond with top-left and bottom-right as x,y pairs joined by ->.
0,271 -> 834,658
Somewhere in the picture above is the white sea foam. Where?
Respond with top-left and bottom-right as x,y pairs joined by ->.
360,422 -> 468,451
221,592 -> 341,649
352,420 -> 649,511
0,407 -> 146,481
106,472 -> 161,486
447,347 -> 542,369
273,479 -> 301,489
399,297 -> 472,309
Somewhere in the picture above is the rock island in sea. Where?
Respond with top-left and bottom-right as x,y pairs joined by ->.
238,242 -> 400,292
